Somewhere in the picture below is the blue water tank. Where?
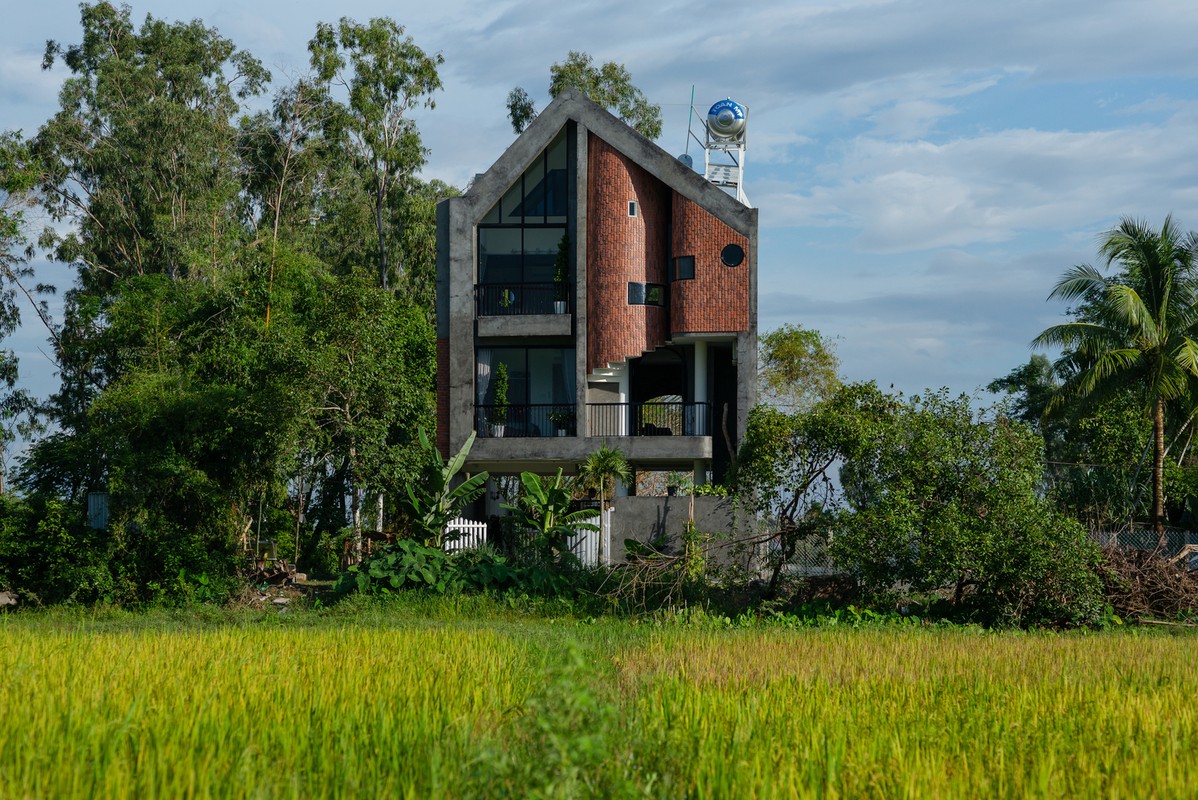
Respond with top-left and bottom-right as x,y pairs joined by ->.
707,99 -> 746,139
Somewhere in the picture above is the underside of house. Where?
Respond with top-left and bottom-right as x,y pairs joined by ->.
435,88 -> 758,536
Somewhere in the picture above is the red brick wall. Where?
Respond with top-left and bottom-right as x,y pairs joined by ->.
435,337 -> 450,456
586,134 -> 670,373
670,196 -> 750,335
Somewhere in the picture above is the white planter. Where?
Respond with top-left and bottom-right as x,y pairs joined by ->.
490,423 -> 506,438
556,428 -> 568,437
554,300 -> 568,314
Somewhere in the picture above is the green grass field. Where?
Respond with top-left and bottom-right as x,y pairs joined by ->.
2,597 -> 1196,798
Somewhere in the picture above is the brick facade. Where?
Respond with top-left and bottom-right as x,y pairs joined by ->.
586,134 -> 670,373
670,197 -> 750,335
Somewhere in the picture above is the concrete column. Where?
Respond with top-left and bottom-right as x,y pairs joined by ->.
694,339 -> 708,405
617,366 -> 630,436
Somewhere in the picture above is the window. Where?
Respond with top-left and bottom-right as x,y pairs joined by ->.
720,243 -> 745,267
478,130 -> 570,286
628,200 -> 638,217
628,282 -> 665,306
673,256 -> 695,281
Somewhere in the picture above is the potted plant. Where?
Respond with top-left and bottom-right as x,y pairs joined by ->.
666,471 -> 692,496
548,406 -> 574,436
553,233 -> 570,314
492,362 -> 509,437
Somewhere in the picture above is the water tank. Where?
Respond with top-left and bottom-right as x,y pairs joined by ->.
707,99 -> 746,140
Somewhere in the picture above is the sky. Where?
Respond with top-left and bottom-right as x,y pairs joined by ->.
5,0 -> 1198,404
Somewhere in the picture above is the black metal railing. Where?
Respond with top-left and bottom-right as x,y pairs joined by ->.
476,404 -> 577,438
476,283 -> 572,316
587,402 -> 711,437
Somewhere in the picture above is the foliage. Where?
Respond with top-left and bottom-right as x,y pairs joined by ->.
553,233 -> 570,301
493,361 -> 510,424
737,382 -> 893,596
0,132 -> 45,488
758,323 -> 841,410
1034,215 -> 1198,542
308,16 -> 444,291
503,470 -> 599,563
577,442 -> 629,563
830,389 -> 1103,626
335,539 -> 458,594
506,51 -> 662,139
36,2 -> 269,289
401,427 -> 488,547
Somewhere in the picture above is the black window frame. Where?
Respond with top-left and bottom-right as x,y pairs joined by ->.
673,255 -> 695,281
628,282 -> 666,307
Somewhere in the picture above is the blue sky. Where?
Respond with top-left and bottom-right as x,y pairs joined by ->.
5,0 -> 1198,403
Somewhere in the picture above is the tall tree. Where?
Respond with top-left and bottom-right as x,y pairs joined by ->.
308,17 -> 443,291
36,2 -> 268,290
758,324 -> 840,410
0,132 -> 47,492
507,51 -> 662,139
1033,215 -> 1198,545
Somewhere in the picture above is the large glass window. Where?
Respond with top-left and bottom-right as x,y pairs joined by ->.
477,347 -> 575,406
476,347 -> 576,436
478,130 -> 569,286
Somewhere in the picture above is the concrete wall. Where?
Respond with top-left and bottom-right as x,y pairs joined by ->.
608,495 -> 757,571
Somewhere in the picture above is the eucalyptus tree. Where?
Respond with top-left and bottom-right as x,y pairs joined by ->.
0,132 -> 46,492
308,17 -> 444,291
507,51 -> 663,139
1034,215 -> 1198,545
36,2 -> 269,290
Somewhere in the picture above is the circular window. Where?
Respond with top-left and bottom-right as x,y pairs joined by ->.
720,243 -> 745,267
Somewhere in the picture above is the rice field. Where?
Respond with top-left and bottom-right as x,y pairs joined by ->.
2,600 -> 1197,798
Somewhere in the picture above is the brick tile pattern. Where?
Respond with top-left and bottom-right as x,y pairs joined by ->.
670,196 -> 750,335
435,337 -> 450,455
586,134 -> 669,373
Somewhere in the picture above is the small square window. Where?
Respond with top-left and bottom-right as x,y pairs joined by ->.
673,256 -> 695,281
628,282 -> 665,306
628,201 -> 638,217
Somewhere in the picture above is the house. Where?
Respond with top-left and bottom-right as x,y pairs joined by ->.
435,87 -> 757,536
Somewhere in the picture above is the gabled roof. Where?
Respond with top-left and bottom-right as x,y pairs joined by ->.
461,87 -> 756,237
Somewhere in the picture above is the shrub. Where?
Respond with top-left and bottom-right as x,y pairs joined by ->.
830,389 -> 1103,626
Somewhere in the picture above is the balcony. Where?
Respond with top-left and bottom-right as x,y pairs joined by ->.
476,283 -> 572,316
474,402 -> 712,439
476,404 -> 577,438
588,402 -> 711,438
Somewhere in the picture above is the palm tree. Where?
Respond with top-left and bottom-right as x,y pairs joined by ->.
577,442 -> 631,563
1034,215 -> 1198,546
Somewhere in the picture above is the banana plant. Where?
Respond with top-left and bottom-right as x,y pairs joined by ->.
503,469 -> 598,562
403,427 -> 489,547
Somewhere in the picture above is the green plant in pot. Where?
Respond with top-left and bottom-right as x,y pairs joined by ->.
492,362 -> 510,436
553,233 -> 570,312
548,405 -> 574,436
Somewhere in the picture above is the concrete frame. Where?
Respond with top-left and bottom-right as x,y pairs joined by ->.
436,88 -> 758,479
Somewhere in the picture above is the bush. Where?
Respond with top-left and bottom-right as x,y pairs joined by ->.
829,389 -> 1103,626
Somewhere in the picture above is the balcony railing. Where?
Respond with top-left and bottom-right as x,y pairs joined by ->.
473,402 -> 712,438
476,283 -> 572,316
476,404 -> 577,438
588,402 -> 711,438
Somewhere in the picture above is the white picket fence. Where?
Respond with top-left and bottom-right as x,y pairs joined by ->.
444,516 -> 488,552
563,509 -> 611,567
442,509 -> 612,567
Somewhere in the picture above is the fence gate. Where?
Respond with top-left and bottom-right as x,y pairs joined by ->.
444,517 -> 487,552
565,509 -> 612,567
